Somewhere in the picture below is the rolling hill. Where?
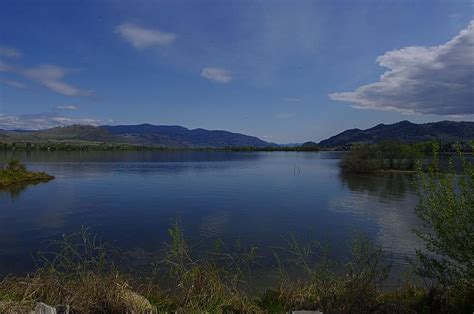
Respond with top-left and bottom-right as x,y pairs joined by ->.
102,124 -> 272,147
319,120 -> 474,147
3,120 -> 473,149
0,124 -> 272,148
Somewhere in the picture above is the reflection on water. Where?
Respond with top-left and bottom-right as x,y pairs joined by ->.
339,173 -> 414,201
1,182 -> 34,201
0,151 -> 423,275
0,150 -> 263,163
332,173 -> 421,262
199,210 -> 231,238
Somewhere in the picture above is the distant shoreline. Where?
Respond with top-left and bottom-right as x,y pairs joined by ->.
0,142 -> 321,152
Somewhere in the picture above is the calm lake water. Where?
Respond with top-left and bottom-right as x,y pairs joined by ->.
0,151 -> 422,276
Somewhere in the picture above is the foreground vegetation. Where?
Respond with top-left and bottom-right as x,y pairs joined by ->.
0,226 -> 471,313
0,160 -> 54,188
413,146 -> 474,308
0,149 -> 473,313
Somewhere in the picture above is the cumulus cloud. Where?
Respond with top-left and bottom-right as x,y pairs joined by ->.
0,78 -> 27,89
55,104 -> 78,111
329,21 -> 474,116
0,46 -> 22,59
0,112 -> 110,130
115,23 -> 176,49
200,67 -> 232,84
0,62 -> 94,97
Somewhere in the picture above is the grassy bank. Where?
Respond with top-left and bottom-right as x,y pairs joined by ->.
0,225 -> 471,313
0,160 -> 54,188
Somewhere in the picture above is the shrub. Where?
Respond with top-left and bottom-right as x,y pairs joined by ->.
413,144 -> 474,311
5,159 -> 27,173
341,142 -> 422,173
340,145 -> 383,173
379,141 -> 421,170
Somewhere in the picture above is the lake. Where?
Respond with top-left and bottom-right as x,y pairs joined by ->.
0,151 -> 422,276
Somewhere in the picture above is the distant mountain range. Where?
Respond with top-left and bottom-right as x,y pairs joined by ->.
319,120 -> 474,147
2,120 -> 473,149
0,124 -> 272,148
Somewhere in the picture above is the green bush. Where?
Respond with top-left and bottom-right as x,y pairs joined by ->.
341,142 -> 422,173
379,141 -> 421,170
5,159 -> 27,173
340,145 -> 383,173
413,144 -> 474,311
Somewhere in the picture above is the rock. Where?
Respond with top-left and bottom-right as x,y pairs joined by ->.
117,286 -> 155,313
32,303 -> 56,314
31,303 -> 69,314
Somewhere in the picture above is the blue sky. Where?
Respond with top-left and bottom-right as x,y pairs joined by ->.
0,0 -> 473,143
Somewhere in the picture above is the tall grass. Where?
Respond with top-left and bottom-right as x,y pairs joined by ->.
258,234 -> 393,312
143,222 -> 259,312
0,226 -> 153,313
1,223 -> 472,313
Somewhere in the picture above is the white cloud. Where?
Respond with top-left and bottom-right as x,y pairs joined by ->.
0,78 -> 27,89
55,104 -> 78,111
0,112 -> 110,130
115,23 -> 176,49
329,21 -> 474,116
1,62 -> 94,97
22,64 -> 94,96
200,67 -> 232,84
22,64 -> 66,81
0,46 -> 22,59
42,79 -> 92,97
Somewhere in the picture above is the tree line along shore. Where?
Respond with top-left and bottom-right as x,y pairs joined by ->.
0,141 -> 322,152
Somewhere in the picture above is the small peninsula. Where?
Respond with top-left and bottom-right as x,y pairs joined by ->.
0,160 -> 54,188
